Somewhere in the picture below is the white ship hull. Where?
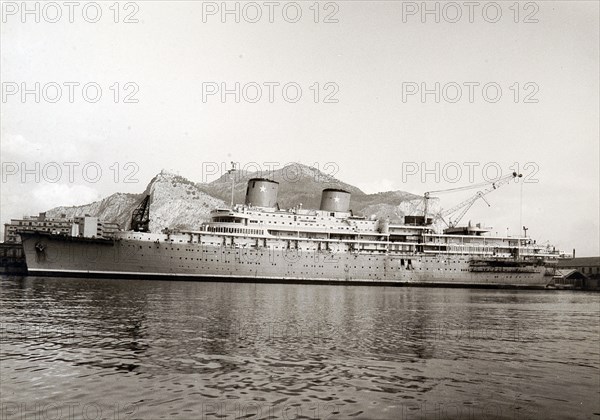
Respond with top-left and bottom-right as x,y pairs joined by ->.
21,233 -> 553,288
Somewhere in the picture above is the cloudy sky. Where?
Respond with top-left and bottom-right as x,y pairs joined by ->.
1,1 -> 598,256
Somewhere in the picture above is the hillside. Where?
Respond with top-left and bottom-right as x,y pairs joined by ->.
145,171 -> 225,232
46,192 -> 143,229
46,171 -> 225,232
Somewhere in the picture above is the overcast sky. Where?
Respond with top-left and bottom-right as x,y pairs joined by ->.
1,1 -> 598,256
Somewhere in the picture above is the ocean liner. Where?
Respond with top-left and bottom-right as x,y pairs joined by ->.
20,177 -> 561,288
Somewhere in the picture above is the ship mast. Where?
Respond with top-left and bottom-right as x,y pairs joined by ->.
228,161 -> 236,208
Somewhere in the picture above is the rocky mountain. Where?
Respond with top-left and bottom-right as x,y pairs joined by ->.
45,164 -> 434,233
144,172 -> 225,232
47,171 -> 226,233
46,192 -> 143,229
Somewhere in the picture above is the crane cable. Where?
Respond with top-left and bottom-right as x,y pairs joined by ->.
426,173 -> 515,196
426,180 -> 490,195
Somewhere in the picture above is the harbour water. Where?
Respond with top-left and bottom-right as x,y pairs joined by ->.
1,276 -> 598,419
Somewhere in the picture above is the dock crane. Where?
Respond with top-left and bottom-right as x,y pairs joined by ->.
131,195 -> 151,232
424,172 -> 522,228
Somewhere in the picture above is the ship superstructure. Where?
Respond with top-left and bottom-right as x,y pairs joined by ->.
20,178 -> 561,287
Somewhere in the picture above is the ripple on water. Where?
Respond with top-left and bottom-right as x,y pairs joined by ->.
0,278 -> 598,419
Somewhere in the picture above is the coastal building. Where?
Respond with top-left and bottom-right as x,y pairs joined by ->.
3,213 -> 120,243
552,269 -> 588,289
3,213 -> 72,243
557,257 -> 600,278
556,257 -> 600,290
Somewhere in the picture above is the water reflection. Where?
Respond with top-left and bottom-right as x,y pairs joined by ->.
1,276 -> 598,419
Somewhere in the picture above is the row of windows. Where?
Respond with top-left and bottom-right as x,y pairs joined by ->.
205,227 -> 262,235
248,213 -> 354,223
8,226 -> 70,232
131,253 -> 535,278
247,219 -> 356,231
12,221 -> 71,227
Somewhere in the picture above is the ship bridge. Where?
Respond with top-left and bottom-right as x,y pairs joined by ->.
209,208 -> 250,224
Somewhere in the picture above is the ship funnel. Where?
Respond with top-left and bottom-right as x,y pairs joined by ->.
245,178 -> 279,208
320,189 -> 351,212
